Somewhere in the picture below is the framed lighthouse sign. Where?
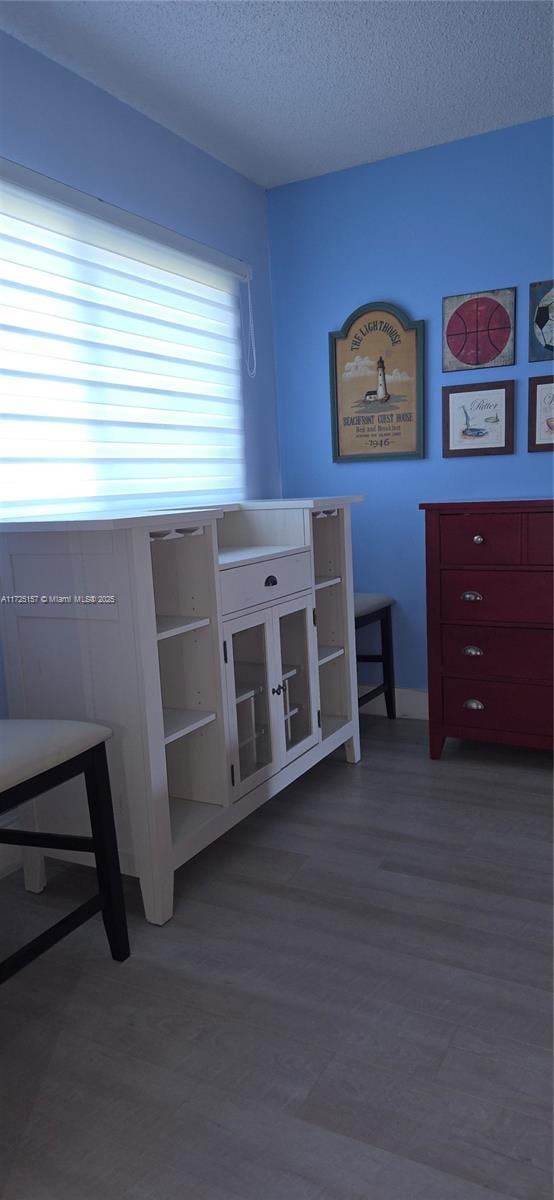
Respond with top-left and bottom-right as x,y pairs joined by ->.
329,301 -> 425,461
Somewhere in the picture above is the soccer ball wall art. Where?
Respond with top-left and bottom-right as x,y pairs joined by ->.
529,280 -> 554,362
442,288 -> 516,372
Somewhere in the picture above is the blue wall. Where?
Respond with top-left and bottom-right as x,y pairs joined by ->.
268,120 -> 554,690
1,34 -> 552,694
0,32 -> 281,500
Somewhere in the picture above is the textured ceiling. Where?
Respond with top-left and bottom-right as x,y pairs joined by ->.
0,1 -> 552,188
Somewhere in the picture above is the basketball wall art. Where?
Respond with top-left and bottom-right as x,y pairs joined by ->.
442,380 -> 514,458
528,280 -> 554,362
442,288 -> 515,372
329,301 -> 425,462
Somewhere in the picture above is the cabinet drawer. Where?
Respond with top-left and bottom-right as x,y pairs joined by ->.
220,552 -> 312,614
441,570 -> 553,625
441,624 -> 553,682
443,677 -> 553,736
440,514 -> 521,565
527,514 -> 554,565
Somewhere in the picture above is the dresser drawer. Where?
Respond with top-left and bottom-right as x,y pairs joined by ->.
440,514 -> 521,565
443,677 -> 553,736
220,551 -> 312,614
441,570 -> 553,625
527,514 -> 554,565
441,624 -> 553,682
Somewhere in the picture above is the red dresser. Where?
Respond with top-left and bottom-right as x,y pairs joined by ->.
420,499 -> 553,759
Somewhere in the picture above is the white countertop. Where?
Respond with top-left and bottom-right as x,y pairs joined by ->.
0,497 -> 363,534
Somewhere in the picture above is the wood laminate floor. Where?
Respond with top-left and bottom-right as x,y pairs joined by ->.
0,717 -> 552,1200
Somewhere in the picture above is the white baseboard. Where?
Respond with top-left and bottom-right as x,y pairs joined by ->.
359,686 -> 429,720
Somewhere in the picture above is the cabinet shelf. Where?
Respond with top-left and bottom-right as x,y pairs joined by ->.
315,576 -> 342,591
321,714 -> 349,740
163,707 -> 216,745
234,664 -> 299,701
156,614 -> 210,640
282,664 -> 300,681
218,545 -> 307,569
238,723 -> 267,751
169,796 -> 222,863
235,681 -> 263,704
318,645 -> 345,667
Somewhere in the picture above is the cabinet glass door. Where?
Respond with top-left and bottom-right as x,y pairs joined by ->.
226,611 -> 278,797
276,597 -> 320,765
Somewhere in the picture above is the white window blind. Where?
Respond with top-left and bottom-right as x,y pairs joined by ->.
0,176 -> 246,517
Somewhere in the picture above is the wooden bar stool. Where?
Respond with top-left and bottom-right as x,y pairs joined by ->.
354,593 -> 396,718
0,720 -> 130,984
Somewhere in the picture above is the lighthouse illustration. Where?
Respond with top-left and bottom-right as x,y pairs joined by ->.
364,356 -> 389,403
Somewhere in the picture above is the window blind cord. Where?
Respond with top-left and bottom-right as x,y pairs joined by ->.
242,276 -> 257,379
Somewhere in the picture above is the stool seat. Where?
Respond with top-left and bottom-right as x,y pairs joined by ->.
0,720 -> 111,793
354,592 -> 394,619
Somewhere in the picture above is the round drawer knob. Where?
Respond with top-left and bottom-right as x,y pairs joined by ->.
463,698 -> 484,710
461,591 -> 483,602
463,645 -> 483,656
473,534 -> 484,544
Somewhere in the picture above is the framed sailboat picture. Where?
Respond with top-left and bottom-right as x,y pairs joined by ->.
442,380 -> 514,457
528,375 -> 554,451
329,301 -> 425,461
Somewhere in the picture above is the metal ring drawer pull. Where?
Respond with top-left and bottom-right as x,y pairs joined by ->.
264,575 -> 278,587
463,645 -> 483,656
461,591 -> 482,601
463,698 -> 484,710
473,534 -> 484,544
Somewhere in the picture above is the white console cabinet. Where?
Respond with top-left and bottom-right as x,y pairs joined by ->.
0,497 -> 361,924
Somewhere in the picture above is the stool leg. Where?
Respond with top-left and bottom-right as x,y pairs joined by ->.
23,849 -> 46,894
85,744 -> 130,962
381,608 -> 396,719
22,799 -> 46,893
